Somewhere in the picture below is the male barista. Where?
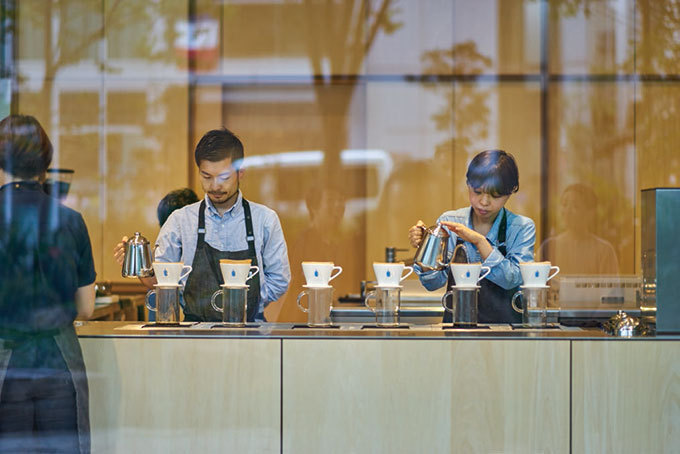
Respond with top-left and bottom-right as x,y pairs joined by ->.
115,128 -> 290,321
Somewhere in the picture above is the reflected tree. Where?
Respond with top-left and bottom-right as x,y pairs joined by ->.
302,0 -> 402,183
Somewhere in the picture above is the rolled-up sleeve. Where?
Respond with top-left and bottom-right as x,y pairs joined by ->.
484,219 -> 536,289
260,212 -> 291,305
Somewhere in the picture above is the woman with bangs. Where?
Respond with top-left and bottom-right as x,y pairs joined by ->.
408,149 -> 536,324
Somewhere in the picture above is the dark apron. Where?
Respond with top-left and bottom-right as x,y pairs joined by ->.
444,209 -> 521,324
0,186 -> 90,453
183,198 -> 261,322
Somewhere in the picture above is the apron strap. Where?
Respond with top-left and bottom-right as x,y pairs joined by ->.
242,199 -> 257,262
198,200 -> 225,286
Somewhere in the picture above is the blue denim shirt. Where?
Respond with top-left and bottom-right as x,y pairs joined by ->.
154,192 -> 291,313
416,207 -> 535,290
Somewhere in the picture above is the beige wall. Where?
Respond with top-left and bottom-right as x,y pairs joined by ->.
12,0 -> 680,320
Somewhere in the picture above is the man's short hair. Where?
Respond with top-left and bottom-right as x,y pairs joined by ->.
194,128 -> 244,168
0,115 -> 53,179
157,188 -> 200,226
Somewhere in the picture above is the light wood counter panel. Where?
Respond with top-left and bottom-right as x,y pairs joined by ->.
80,338 -> 280,453
282,339 -> 569,454
572,341 -> 680,453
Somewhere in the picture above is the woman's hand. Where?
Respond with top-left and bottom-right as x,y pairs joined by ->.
440,221 -> 485,246
113,236 -> 128,266
441,221 -> 493,260
408,220 -> 427,248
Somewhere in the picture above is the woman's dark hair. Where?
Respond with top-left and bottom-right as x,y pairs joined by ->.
466,149 -> 519,196
194,128 -> 244,168
0,114 -> 53,179
157,188 -> 199,226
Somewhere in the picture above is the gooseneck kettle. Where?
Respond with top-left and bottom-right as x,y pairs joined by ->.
121,232 -> 155,278
413,223 -> 454,271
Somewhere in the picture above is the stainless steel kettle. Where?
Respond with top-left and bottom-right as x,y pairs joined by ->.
413,223 -> 454,271
121,232 -> 155,278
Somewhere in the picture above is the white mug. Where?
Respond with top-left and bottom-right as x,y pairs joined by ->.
519,261 -> 560,287
373,262 -> 414,287
450,263 -> 491,287
153,262 -> 192,286
220,262 -> 260,286
302,262 -> 343,287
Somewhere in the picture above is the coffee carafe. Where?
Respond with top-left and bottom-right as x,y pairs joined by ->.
441,287 -> 479,327
413,223 -> 453,271
146,285 -> 181,324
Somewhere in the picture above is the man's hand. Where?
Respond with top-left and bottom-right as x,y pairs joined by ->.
408,220 -> 427,248
113,236 -> 128,266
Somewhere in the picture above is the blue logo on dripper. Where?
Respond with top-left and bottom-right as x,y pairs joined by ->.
314,270 -> 319,277
465,271 -> 470,278
163,270 -> 168,277
231,270 -> 236,277
386,271 -> 391,277
535,271 -> 539,278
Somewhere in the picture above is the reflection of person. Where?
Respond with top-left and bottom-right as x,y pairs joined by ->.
114,128 -> 290,322
537,183 -> 619,275
278,185 -> 362,322
0,115 -> 96,452
408,150 -> 535,324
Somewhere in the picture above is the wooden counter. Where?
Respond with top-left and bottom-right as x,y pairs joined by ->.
77,322 -> 680,454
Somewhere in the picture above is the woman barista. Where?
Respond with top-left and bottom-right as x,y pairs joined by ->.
408,150 -> 535,324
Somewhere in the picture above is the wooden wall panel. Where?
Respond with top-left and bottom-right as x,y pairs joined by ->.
572,341 -> 680,453
283,339 -> 570,454
80,337 -> 281,453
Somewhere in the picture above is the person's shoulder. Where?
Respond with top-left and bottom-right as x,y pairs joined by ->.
505,208 -> 535,229
246,199 -> 279,218
438,207 -> 469,222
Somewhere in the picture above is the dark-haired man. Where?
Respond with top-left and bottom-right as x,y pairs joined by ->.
115,128 -> 290,322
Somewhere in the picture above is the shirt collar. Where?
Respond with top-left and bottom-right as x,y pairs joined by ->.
204,191 -> 242,218
0,180 -> 43,193
467,206 -> 505,244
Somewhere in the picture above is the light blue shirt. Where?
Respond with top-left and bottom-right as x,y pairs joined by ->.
155,192 -> 291,313
416,207 -> 535,291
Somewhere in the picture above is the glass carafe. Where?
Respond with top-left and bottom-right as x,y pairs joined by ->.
441,287 -> 479,327
210,285 -> 248,327
364,287 -> 401,327
296,286 -> 334,327
145,285 -> 181,324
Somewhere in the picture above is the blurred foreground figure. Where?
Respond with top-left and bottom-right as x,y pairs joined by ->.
0,114 -> 96,453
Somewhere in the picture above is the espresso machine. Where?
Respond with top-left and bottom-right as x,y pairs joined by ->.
641,188 -> 680,333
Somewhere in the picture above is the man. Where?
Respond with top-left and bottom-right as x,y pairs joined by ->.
115,128 -> 290,322
0,114 -> 96,452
